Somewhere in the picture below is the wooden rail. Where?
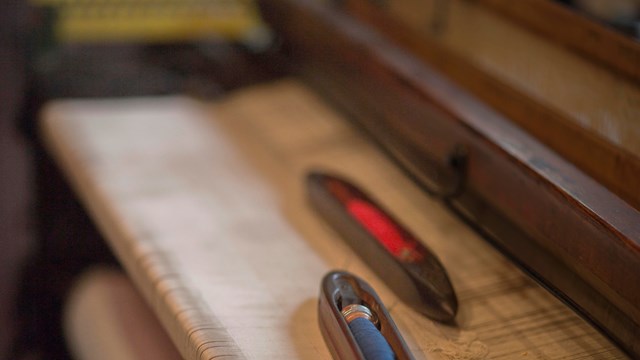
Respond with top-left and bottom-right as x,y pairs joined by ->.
257,0 -> 640,356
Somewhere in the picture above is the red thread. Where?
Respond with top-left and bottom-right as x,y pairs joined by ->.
347,199 -> 424,262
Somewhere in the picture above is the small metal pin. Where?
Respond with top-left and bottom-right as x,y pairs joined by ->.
341,304 -> 378,325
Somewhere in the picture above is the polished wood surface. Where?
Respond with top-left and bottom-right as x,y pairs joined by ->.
475,0 -> 640,82
310,0 -> 640,210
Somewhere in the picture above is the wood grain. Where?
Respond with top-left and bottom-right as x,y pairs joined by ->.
257,0 -> 640,356
475,0 -> 640,83
321,0 -> 640,210
38,83 -> 627,358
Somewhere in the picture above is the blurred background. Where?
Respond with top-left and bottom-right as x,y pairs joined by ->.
0,0 -> 638,359
1,2 -> 280,359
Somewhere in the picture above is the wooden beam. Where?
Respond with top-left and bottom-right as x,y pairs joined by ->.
257,0 -> 640,356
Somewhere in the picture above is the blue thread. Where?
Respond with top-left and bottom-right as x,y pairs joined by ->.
348,317 -> 395,360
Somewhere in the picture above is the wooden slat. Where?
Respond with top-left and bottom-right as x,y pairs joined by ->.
342,0 -> 640,211
475,0 -> 640,83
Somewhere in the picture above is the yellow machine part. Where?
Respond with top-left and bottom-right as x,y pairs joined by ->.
31,0 -> 267,43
